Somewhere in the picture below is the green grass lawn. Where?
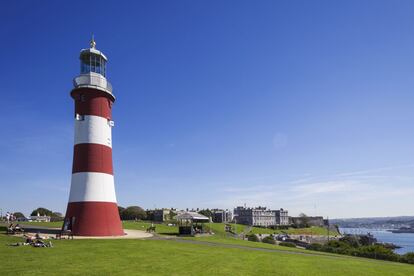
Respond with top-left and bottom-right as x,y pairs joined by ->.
122,221 -> 249,236
12,221 -> 63,228
5,221 -> 337,255
0,230 -> 413,275
206,222 -> 249,235
122,221 -> 178,235
10,221 -> 338,237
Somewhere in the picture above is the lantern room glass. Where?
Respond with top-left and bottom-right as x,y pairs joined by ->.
80,53 -> 106,77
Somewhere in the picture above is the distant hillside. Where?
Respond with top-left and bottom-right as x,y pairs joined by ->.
330,216 -> 414,228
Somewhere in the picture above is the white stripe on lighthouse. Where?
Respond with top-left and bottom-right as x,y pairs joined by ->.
69,172 -> 117,203
74,115 -> 112,147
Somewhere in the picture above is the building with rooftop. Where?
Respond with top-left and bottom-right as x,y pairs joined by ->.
234,206 -> 289,227
211,209 -> 233,223
275,208 -> 289,225
234,206 -> 276,227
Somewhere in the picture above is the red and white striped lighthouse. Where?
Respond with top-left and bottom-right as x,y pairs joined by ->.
63,38 -> 124,236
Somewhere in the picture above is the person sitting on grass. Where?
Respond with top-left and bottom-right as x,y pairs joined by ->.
33,239 -> 53,248
24,235 -> 35,245
33,239 -> 45,247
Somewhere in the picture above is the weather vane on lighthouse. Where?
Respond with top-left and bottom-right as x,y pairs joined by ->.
90,34 -> 96,49
63,38 -> 124,236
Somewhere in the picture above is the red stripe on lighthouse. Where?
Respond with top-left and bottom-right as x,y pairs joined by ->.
72,88 -> 113,119
65,201 -> 124,236
72,144 -> 113,174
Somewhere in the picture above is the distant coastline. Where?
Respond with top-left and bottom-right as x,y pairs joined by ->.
339,227 -> 414,254
331,216 -> 414,229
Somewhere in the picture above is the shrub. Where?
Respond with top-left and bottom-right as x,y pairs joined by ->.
326,240 -> 352,249
401,252 -> 414,264
247,234 -> 260,242
339,235 -> 360,247
355,245 -> 400,262
306,239 -> 406,264
307,243 -> 323,251
51,212 -> 64,222
262,236 -> 275,244
279,242 -> 296,248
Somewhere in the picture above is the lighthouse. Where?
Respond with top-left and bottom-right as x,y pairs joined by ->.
63,38 -> 124,236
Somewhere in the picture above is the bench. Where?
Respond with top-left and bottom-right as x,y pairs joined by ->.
56,230 -> 74,240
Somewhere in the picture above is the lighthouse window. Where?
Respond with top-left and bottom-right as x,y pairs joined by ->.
80,53 -> 106,77
75,114 -> 85,121
91,55 -> 96,73
101,59 -> 106,77
81,54 -> 91,74
95,57 -> 101,74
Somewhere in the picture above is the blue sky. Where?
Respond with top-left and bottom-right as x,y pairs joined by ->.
1,0 -> 414,218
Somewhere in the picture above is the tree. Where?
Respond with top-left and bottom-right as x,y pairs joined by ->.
30,207 -> 53,216
52,212 -> 63,218
198,209 -> 212,218
51,212 -> 64,222
298,213 -> 310,228
145,210 -> 154,221
13,212 -> 26,219
120,206 -> 146,220
168,210 -> 176,220
118,206 -> 125,218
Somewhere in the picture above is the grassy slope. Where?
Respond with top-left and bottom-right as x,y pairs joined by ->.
122,221 -> 249,236
7,221 -> 333,254
13,221 -> 63,228
122,221 -> 179,234
13,221 -> 338,236
1,233 -> 413,275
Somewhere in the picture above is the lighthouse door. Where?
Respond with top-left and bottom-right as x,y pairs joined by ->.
63,218 -> 70,231
63,217 -> 76,231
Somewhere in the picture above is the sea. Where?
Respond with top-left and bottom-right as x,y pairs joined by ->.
339,228 -> 414,255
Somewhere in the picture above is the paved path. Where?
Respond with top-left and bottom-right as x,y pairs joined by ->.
240,225 -> 252,237
73,229 -> 152,239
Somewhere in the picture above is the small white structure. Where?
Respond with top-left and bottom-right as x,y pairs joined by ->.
30,212 -> 51,222
176,212 -> 210,236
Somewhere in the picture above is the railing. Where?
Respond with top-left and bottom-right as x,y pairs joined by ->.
73,73 -> 113,94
